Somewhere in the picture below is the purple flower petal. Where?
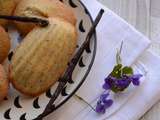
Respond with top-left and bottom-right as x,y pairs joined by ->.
131,74 -> 142,86
115,79 -> 130,88
96,93 -> 113,114
100,93 -> 109,102
103,83 -> 111,90
103,76 -> 116,90
132,79 -> 140,86
96,102 -> 106,114
103,99 -> 113,109
131,74 -> 143,79
104,75 -> 112,82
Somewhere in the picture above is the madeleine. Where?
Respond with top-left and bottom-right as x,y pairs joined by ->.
0,26 -> 11,63
14,0 -> 76,35
0,64 -> 9,102
0,0 -> 16,26
13,0 -> 21,4
10,18 -> 77,96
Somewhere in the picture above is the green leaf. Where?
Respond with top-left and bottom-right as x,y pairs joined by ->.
111,87 -> 120,93
111,84 -> 126,93
111,64 -> 122,78
122,66 -> 133,75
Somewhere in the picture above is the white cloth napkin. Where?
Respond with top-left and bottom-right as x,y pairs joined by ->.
45,0 -> 154,120
46,50 -> 160,120
51,50 -> 160,120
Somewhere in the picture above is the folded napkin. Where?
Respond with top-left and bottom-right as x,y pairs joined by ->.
45,0 -> 152,120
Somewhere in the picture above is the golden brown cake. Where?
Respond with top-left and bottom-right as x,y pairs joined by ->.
14,0 -> 77,35
0,64 -> 9,102
0,0 -> 16,26
0,26 -> 11,63
10,18 -> 77,96
13,0 -> 21,4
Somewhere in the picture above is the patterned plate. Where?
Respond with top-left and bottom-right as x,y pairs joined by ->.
1,0 -> 97,120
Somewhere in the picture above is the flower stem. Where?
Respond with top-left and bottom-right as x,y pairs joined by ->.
116,41 -> 123,64
74,94 -> 96,112
119,41 -> 124,55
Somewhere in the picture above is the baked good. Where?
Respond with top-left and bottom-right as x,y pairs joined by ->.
0,64 -> 9,102
14,0 -> 77,35
0,26 -> 11,63
10,18 -> 77,96
0,0 -> 16,26
13,0 -> 21,4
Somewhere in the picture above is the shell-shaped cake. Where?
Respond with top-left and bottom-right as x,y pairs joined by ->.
14,0 -> 77,34
0,65 -> 8,102
10,18 -> 77,96
0,0 -> 16,26
0,26 -> 10,63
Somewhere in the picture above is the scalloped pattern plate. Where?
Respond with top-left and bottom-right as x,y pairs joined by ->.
1,0 -> 97,119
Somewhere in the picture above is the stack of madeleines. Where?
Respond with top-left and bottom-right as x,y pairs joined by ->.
0,0 -> 77,101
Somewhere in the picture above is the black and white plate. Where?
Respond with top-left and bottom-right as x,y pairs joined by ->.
1,0 -> 97,119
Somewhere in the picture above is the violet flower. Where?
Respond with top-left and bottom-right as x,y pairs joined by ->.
130,74 -> 142,86
96,93 -> 113,114
96,73 -> 142,114
96,42 -> 143,114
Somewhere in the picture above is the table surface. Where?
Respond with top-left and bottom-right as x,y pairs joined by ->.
98,0 -> 160,120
